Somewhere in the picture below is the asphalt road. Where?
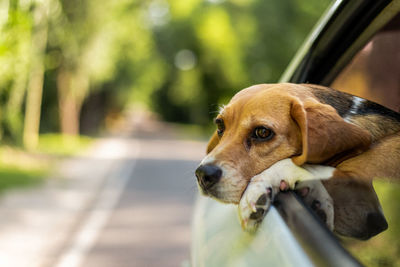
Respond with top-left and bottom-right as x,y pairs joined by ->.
73,137 -> 206,267
0,115 -> 207,267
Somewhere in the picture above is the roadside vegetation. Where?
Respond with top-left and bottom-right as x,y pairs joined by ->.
0,0 -> 328,190
1,0 -> 328,144
0,134 -> 92,192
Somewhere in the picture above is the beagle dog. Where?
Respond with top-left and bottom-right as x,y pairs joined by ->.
195,83 -> 400,240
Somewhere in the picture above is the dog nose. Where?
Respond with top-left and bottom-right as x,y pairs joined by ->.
195,164 -> 222,189
366,212 -> 388,238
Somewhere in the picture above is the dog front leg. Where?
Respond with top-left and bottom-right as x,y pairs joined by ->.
238,158 -> 335,231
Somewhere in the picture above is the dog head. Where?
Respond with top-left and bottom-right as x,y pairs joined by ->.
195,83 -> 371,203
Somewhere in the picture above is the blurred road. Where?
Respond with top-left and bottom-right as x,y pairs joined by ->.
78,138 -> 204,267
0,118 -> 207,267
56,131 -> 206,266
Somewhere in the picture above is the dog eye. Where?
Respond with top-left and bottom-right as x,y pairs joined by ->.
215,118 -> 225,137
253,126 -> 274,140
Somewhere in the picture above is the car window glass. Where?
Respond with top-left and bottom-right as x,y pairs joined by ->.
331,14 -> 400,267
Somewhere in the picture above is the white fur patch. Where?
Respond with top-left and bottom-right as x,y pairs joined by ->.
344,96 -> 365,123
302,163 -> 335,181
218,105 -> 226,115
254,159 -> 334,189
200,155 -> 216,166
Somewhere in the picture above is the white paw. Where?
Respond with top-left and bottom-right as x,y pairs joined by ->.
238,178 -> 277,232
238,159 -> 335,232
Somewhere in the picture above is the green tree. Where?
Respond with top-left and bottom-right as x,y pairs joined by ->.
0,0 -> 34,144
0,0 -> 331,142
23,0 -> 50,149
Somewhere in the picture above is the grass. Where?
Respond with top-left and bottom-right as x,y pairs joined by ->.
342,181 -> 400,267
0,146 -> 50,193
0,134 -> 94,193
36,133 -> 93,156
0,165 -> 47,193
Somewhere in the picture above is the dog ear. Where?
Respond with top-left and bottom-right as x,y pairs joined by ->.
323,177 -> 388,240
291,99 -> 371,165
206,131 -> 220,154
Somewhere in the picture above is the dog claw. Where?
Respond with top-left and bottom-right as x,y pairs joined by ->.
250,202 -> 257,213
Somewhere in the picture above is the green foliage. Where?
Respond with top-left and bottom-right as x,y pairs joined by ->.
0,166 -> 46,192
0,0 -> 331,137
0,0 -> 335,199
0,133 -> 92,192
0,1 -> 33,142
36,133 -> 93,156
149,0 -> 332,125
0,0 -> 332,193
0,145 -> 49,192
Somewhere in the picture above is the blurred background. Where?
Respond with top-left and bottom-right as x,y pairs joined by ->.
0,0 -> 329,146
0,0 -> 399,266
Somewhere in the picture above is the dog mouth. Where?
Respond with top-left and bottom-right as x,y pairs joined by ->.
195,162 -> 249,203
196,178 -> 248,204
197,182 -> 211,196
197,181 -> 219,198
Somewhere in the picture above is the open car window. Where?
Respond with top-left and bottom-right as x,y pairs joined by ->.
332,14 -> 400,111
330,13 -> 400,267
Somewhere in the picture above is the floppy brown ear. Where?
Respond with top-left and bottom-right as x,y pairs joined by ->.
291,99 -> 372,165
322,177 -> 388,239
206,131 -> 220,154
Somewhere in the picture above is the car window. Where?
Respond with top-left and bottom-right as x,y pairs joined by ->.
330,14 -> 400,267
332,14 -> 400,111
